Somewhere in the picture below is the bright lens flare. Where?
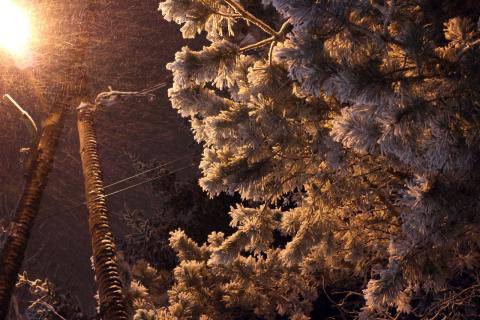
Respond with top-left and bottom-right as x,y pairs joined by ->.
0,0 -> 32,57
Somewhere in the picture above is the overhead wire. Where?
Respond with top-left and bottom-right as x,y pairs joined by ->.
104,152 -> 196,190
102,163 -> 194,199
44,151 -> 198,210
37,155 -> 198,223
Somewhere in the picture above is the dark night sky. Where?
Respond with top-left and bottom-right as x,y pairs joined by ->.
0,0 -> 203,313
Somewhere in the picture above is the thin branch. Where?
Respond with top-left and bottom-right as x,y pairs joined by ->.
223,0 -> 278,36
213,10 -> 242,18
456,38 -> 480,61
77,81 -> 168,110
240,20 -> 291,59
30,300 -> 67,320
268,20 -> 291,65
372,0 -> 397,35
385,0 -> 397,33
3,94 -> 38,143
268,40 -> 276,65
367,180 -> 401,217
240,36 -> 275,52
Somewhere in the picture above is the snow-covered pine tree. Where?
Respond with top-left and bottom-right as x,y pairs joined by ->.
143,0 -> 480,318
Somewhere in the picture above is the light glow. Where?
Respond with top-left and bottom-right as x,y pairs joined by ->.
0,0 -> 32,58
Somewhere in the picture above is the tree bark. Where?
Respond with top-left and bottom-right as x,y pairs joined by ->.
77,107 -> 128,320
0,105 -> 66,319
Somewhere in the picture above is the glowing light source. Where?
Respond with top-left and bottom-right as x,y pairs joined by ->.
0,0 -> 32,58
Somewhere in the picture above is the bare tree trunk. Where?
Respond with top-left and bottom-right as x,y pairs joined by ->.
0,105 -> 66,319
77,107 -> 128,320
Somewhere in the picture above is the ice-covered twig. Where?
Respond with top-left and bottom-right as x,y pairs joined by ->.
76,102 -> 95,111
94,82 -> 168,108
2,94 -> 38,144
223,0 -> 277,36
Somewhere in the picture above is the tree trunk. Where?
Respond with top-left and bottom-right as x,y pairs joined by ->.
77,107 -> 128,320
0,105 -> 66,319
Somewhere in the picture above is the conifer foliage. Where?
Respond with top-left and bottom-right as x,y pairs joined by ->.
143,0 -> 480,319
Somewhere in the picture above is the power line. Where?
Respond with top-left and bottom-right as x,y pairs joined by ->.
103,164 -> 194,199
104,153 -> 196,190
37,163 -> 195,223
40,152 -> 198,212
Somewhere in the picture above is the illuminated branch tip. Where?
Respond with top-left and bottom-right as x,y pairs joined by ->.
3,94 -> 38,139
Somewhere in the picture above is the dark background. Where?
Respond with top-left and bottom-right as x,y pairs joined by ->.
0,0 -> 203,313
